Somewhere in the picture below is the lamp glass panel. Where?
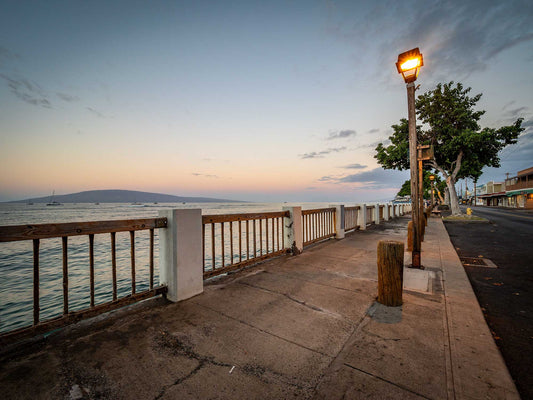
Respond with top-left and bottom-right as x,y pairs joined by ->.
400,58 -> 420,71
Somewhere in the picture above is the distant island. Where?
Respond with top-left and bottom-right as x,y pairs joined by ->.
8,190 -> 244,204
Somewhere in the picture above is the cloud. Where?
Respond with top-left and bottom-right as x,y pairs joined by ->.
56,92 -> 79,102
86,107 -> 111,118
300,146 -> 347,159
368,128 -> 379,133
504,106 -> 529,119
0,73 -> 52,108
327,129 -> 356,140
320,167 -> 409,189
0,46 -> 20,65
358,139 -> 389,149
327,1 -> 533,85
341,163 -> 367,169
393,0 -> 533,81
192,173 -> 219,179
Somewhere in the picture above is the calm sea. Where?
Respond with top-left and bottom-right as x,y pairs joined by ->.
0,201 -> 352,333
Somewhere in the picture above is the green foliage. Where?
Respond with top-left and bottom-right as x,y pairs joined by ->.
375,81 -> 524,182
397,170 -> 444,199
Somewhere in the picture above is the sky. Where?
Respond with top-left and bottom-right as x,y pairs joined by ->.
1,0 -> 532,202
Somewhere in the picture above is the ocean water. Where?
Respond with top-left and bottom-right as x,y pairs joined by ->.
0,201 -> 348,333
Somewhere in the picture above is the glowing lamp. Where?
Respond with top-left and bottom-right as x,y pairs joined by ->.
429,174 -> 435,181
396,48 -> 424,83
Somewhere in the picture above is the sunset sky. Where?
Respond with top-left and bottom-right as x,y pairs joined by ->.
1,0 -> 532,202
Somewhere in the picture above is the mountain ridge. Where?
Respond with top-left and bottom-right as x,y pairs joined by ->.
7,190 -> 245,204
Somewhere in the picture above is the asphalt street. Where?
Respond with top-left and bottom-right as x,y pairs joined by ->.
443,206 -> 533,399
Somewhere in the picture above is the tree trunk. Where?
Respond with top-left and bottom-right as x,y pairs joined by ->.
446,177 -> 462,215
444,187 -> 450,205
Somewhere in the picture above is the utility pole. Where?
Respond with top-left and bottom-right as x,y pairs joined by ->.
407,82 -> 421,268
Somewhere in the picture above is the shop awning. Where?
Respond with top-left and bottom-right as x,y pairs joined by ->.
506,188 -> 533,196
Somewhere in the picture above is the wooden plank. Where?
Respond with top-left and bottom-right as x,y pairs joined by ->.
0,218 -> 168,242
149,229 -> 154,290
203,249 -> 290,279
221,222 -> 225,268
303,233 -> 336,247
202,211 -> 289,224
130,231 -> 136,294
301,207 -> 336,215
230,221 -> 234,265
211,223 -> 215,270
62,236 -> 68,315
202,224 -> 205,270
238,221 -> 242,263
89,234 -> 95,307
111,232 -> 117,301
246,220 -> 250,260
33,239 -> 39,325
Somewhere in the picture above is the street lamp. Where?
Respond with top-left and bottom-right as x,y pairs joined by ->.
396,47 -> 423,268
429,174 -> 435,209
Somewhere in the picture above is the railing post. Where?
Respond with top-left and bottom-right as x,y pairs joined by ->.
374,204 -> 381,225
283,206 -> 303,255
330,204 -> 345,239
158,209 -> 203,302
358,204 -> 367,230
384,203 -> 390,221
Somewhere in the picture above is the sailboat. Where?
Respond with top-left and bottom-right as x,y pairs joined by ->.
46,191 -> 62,206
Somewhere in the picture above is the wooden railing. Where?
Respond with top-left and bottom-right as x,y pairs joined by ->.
366,205 -> 375,224
0,218 -> 168,342
202,211 -> 290,279
345,206 -> 360,231
302,208 -> 336,246
505,181 -> 532,191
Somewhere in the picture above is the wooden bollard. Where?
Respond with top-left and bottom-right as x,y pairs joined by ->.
377,240 -> 404,307
407,221 -> 413,251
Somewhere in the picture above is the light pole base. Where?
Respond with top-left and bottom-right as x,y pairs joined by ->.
408,251 -> 424,269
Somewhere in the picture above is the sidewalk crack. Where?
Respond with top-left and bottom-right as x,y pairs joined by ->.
343,362 -> 433,400
192,301 -> 334,358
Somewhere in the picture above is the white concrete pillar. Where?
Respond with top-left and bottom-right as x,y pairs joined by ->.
330,204 -> 345,239
358,204 -> 367,230
283,206 -> 303,254
384,203 -> 390,221
159,209 -> 203,302
374,204 -> 381,224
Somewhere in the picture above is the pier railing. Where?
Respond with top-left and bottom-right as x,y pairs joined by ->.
1,203 -> 411,343
202,211 -> 290,278
344,206 -> 360,231
0,218 -> 168,342
302,208 -> 336,246
366,205 -> 375,224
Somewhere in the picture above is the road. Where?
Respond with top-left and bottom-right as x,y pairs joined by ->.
443,206 -> 533,399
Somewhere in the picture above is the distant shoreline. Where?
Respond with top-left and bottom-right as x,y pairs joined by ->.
5,189 -> 246,204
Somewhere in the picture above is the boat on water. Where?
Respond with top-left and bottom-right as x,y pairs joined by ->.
46,191 -> 62,206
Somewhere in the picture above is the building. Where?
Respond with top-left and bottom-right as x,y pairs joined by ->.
505,167 -> 533,209
477,181 -> 507,207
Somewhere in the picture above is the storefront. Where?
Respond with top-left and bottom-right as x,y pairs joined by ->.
506,189 -> 533,209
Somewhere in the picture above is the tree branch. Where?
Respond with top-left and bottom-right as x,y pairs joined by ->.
429,160 -> 448,179
451,151 -> 464,180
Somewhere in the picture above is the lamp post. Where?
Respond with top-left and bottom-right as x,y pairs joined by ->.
396,47 -> 423,268
429,174 -> 435,209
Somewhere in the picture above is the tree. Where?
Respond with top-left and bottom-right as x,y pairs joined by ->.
375,82 -> 524,215
397,170 -> 445,200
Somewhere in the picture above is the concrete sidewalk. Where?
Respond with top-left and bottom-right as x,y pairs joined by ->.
0,216 -> 519,399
